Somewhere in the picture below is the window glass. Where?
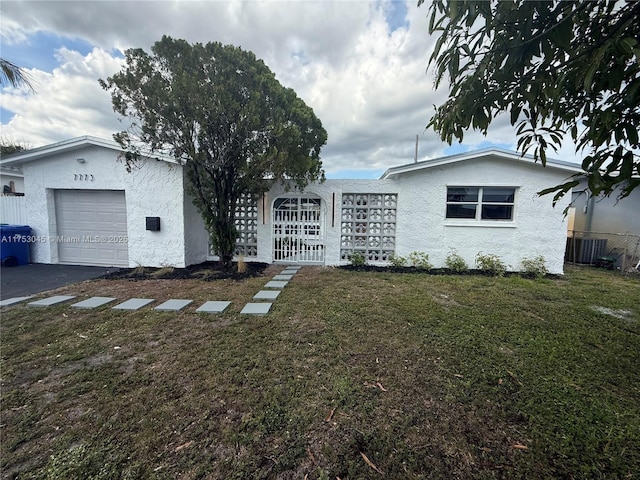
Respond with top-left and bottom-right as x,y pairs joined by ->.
447,187 -> 478,203
481,205 -> 513,220
483,187 -> 515,203
446,204 -> 477,218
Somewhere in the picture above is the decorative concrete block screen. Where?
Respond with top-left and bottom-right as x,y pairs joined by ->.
341,193 -> 397,262
209,193 -> 258,258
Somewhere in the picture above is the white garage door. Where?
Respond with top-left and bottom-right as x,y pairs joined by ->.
54,190 -> 129,267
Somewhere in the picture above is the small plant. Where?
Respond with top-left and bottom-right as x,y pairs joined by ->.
408,251 -> 432,270
521,255 -> 548,279
388,253 -> 407,268
348,251 -> 366,267
475,252 -> 507,276
445,249 -> 468,273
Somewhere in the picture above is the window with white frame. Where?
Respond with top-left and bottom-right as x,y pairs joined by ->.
446,187 -> 516,220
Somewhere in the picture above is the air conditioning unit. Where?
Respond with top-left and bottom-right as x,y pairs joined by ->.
565,238 -> 608,264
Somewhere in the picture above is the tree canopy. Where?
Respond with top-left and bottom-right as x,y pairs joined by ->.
421,0 -> 640,202
101,36 -> 327,269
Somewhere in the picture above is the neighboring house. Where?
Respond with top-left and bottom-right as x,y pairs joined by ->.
0,136 -> 582,274
0,164 -> 24,195
569,179 -> 640,235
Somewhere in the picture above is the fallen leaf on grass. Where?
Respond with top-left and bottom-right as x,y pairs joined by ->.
360,451 -> 384,475
326,407 -> 336,422
512,444 -> 528,450
175,441 -> 194,452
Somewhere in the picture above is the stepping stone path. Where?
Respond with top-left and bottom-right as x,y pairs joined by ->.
71,297 -> 116,309
0,265 -> 302,317
154,299 -> 193,311
196,301 -> 231,314
113,298 -> 155,311
28,295 -> 76,307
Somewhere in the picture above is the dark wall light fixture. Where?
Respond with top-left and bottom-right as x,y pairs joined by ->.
146,217 -> 161,231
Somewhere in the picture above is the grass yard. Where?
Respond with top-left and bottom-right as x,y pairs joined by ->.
1,265 -> 639,479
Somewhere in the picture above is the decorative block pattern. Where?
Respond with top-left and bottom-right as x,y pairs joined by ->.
341,193 -> 397,262
210,193 -> 258,258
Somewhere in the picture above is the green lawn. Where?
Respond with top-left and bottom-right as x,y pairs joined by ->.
1,266 -> 639,479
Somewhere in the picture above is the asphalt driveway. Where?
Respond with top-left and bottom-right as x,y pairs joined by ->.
0,264 -> 119,300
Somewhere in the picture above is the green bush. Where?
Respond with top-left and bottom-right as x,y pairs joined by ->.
521,255 -> 548,279
475,252 -> 507,276
388,253 -> 407,267
348,251 -> 366,267
445,249 -> 469,273
408,251 -> 433,270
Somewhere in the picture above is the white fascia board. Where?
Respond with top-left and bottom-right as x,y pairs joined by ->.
380,148 -> 584,179
0,135 -> 178,167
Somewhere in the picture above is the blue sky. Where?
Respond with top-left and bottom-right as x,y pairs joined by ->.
0,0 -> 582,176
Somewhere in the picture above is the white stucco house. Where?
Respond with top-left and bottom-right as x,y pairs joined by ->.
0,136 -> 582,274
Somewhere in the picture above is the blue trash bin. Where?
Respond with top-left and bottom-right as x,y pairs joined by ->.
0,224 -> 32,267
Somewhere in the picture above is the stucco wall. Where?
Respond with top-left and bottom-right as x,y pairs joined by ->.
261,158 -> 572,274
384,157 -> 573,274
22,145 -> 188,267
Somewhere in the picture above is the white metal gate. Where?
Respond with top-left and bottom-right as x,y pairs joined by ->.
273,196 -> 325,263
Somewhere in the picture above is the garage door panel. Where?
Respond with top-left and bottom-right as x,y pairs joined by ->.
54,190 -> 129,267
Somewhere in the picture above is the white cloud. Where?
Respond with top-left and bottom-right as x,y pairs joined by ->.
0,0 -> 582,175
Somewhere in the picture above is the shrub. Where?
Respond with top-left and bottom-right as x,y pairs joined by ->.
388,253 -> 407,268
445,249 -> 468,273
408,251 -> 433,270
521,255 -> 548,279
348,251 -> 366,267
475,252 -> 507,276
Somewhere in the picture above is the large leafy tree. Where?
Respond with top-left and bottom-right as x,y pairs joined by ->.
101,36 -> 327,270
421,0 -> 640,202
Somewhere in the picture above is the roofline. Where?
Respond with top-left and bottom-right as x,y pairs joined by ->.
380,148 -> 584,179
0,135 -> 178,166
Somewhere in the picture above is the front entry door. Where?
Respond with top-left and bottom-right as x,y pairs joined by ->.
272,196 -> 325,263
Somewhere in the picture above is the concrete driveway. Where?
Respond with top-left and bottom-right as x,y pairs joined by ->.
0,264 -> 119,300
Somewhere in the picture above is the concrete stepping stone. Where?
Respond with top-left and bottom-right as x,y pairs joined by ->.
0,296 -> 33,307
273,274 -> 294,281
28,295 -> 76,307
112,298 -> 154,311
281,269 -> 298,275
241,302 -> 271,315
264,280 -> 288,289
71,297 -> 116,309
282,266 -> 301,272
154,299 -> 193,311
253,290 -> 280,300
196,301 -> 231,313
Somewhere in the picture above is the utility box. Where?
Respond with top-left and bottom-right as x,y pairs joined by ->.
0,224 -> 31,266
146,217 -> 161,231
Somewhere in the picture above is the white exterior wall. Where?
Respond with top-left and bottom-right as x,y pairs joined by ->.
22,145 -> 189,267
258,158 -> 572,274
259,179 -> 397,265
389,158 -> 572,274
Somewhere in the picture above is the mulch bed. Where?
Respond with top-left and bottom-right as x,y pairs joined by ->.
99,261 -> 269,281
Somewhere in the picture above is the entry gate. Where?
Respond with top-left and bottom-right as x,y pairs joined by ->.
273,196 -> 325,263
